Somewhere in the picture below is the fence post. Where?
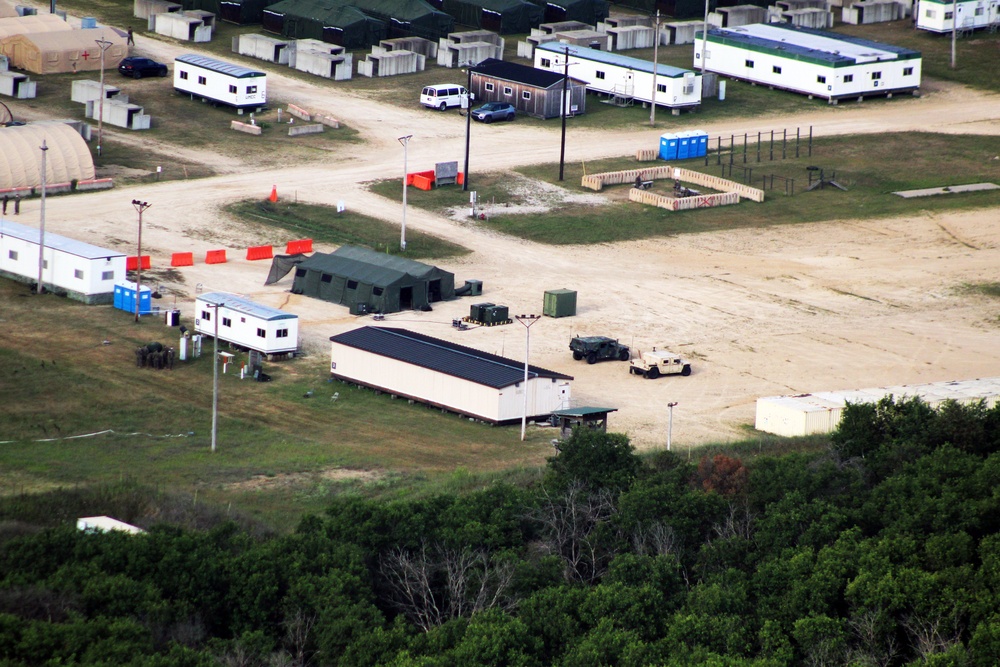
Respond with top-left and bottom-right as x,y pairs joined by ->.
770,130 -> 774,161
809,126 -> 813,157
717,136 -> 722,165
757,132 -> 761,162
743,133 -> 748,164
795,127 -> 800,158
729,135 -> 734,165
782,129 -> 787,159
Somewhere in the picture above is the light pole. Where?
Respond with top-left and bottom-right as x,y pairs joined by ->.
463,64 -> 472,191
211,301 -> 223,453
950,0 -> 957,69
515,314 -> 540,441
397,134 -> 412,251
667,401 -> 678,451
131,199 -> 150,323
37,140 -> 48,294
95,36 -> 113,157
650,9 -> 661,127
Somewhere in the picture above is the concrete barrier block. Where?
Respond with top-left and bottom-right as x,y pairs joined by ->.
287,103 -> 311,121
231,120 -> 262,136
288,123 -> 324,137
315,114 -> 340,129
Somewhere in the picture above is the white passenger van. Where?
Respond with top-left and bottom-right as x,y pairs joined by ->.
420,84 -> 469,111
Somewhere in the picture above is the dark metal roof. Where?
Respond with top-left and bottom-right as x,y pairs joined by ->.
330,326 -> 573,388
472,58 -> 583,90
552,406 -> 618,417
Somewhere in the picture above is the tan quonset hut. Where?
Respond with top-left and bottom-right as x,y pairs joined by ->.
1,29 -> 127,74
329,326 -> 574,424
0,122 -> 94,190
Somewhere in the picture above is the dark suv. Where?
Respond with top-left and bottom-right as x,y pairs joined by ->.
118,57 -> 168,79
471,102 -> 515,123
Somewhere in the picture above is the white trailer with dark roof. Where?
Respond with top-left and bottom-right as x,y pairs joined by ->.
533,41 -> 702,110
173,54 -> 267,110
195,292 -> 298,355
695,23 -> 921,103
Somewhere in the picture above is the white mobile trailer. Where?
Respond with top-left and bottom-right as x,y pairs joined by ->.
533,41 -> 702,109
173,53 -> 266,110
0,219 -> 125,304
195,292 -> 298,355
696,23 -> 921,102
916,0 -> 1000,32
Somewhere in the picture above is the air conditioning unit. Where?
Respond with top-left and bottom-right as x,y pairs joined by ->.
683,84 -> 694,94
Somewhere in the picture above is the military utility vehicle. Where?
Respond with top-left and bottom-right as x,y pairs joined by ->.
629,348 -> 692,379
569,336 -> 630,364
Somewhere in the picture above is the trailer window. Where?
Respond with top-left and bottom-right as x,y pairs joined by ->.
925,9 -> 935,17
503,86 -> 512,96
485,82 -> 494,92
229,84 -> 237,94
540,58 -> 551,67
772,65 -> 782,74
871,71 -> 881,80
246,86 -> 257,94
102,271 -> 113,280
522,90 -> 531,100
74,269 -> 84,279
657,83 -> 666,93
844,74 -> 854,83
903,67 -> 913,76
745,60 -> 754,68
7,250 -> 16,260
198,76 -> 207,85
817,75 -> 826,83
201,310 -> 211,321
276,329 -> 288,338
596,71 -> 605,79
180,71 -> 188,80
257,328 -> 266,338
944,10 -> 953,19
222,317 -> 231,327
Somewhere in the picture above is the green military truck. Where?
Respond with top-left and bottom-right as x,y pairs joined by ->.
569,336 -> 630,364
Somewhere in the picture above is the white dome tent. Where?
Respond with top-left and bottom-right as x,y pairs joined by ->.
0,122 -> 94,190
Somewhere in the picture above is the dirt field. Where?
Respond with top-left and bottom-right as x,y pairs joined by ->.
16,19 -> 1000,449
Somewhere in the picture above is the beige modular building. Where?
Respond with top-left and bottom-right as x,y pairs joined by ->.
755,377 -> 1000,437
330,326 -> 573,424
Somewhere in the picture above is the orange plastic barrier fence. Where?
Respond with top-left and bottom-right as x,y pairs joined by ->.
405,170 -> 435,186
457,172 -> 465,185
205,250 -> 227,265
126,256 -> 151,271
285,239 -> 313,254
246,245 -> 274,260
171,252 -> 194,267
412,175 -> 434,191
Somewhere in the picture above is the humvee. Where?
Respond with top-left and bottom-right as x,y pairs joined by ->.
629,348 -> 692,379
569,336 -> 630,364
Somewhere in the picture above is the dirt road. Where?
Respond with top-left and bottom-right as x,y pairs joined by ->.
20,18 -> 1000,449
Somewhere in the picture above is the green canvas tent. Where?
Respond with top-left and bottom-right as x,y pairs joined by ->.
179,0 -> 282,24
440,0 -> 543,33
346,0 -> 454,40
291,246 -> 455,314
263,0 -> 386,47
527,0 -> 608,23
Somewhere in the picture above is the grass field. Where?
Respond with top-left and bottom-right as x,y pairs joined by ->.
369,131 -> 1000,244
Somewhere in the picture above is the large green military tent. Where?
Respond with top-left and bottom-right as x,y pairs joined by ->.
527,0 -> 608,23
177,0 -> 282,24
440,0 -> 542,34
291,246 -> 455,314
263,0 -> 386,47
346,0 -> 454,40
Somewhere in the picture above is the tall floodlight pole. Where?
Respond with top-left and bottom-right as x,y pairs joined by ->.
131,200 -> 150,322
95,36 -> 113,157
559,47 -> 570,181
650,10 -> 661,126
515,314 -> 540,441
463,65 -> 472,192
36,141 -> 48,294
398,134 -> 412,251
667,401 -> 678,451
950,0 -> 957,69
211,301 -> 223,453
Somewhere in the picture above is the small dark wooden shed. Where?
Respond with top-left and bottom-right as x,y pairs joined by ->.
470,58 -> 587,119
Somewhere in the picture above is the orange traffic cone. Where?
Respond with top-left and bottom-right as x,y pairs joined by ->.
268,185 -> 278,203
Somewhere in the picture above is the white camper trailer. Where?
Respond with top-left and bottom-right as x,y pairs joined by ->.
533,41 -> 702,110
194,292 -> 298,355
173,54 -> 266,110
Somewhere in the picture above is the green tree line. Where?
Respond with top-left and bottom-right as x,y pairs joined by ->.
3,396 -> 1000,666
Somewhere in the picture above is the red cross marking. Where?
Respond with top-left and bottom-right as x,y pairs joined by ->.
81,51 -> 90,60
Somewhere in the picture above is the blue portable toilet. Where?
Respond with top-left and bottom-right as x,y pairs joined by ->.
677,131 -> 692,159
114,280 -> 152,315
690,130 -> 709,157
659,132 -> 678,160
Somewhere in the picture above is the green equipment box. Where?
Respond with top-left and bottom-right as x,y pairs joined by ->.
543,289 -> 577,318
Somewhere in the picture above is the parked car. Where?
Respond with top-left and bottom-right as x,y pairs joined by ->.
471,102 -> 515,123
118,56 -> 168,79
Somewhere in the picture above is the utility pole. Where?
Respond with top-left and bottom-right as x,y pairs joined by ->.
950,0 -> 958,69
463,64 -> 472,191
699,0 -> 710,78
650,10 -> 661,127
398,135 -> 412,251
667,401 -> 678,451
559,46 -> 570,181
131,200 -> 150,322
211,301 -> 223,453
37,141 -> 48,294
95,36 -> 113,157
515,314 -> 540,441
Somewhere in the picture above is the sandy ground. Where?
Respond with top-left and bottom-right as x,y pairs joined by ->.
11,20 -> 1000,449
